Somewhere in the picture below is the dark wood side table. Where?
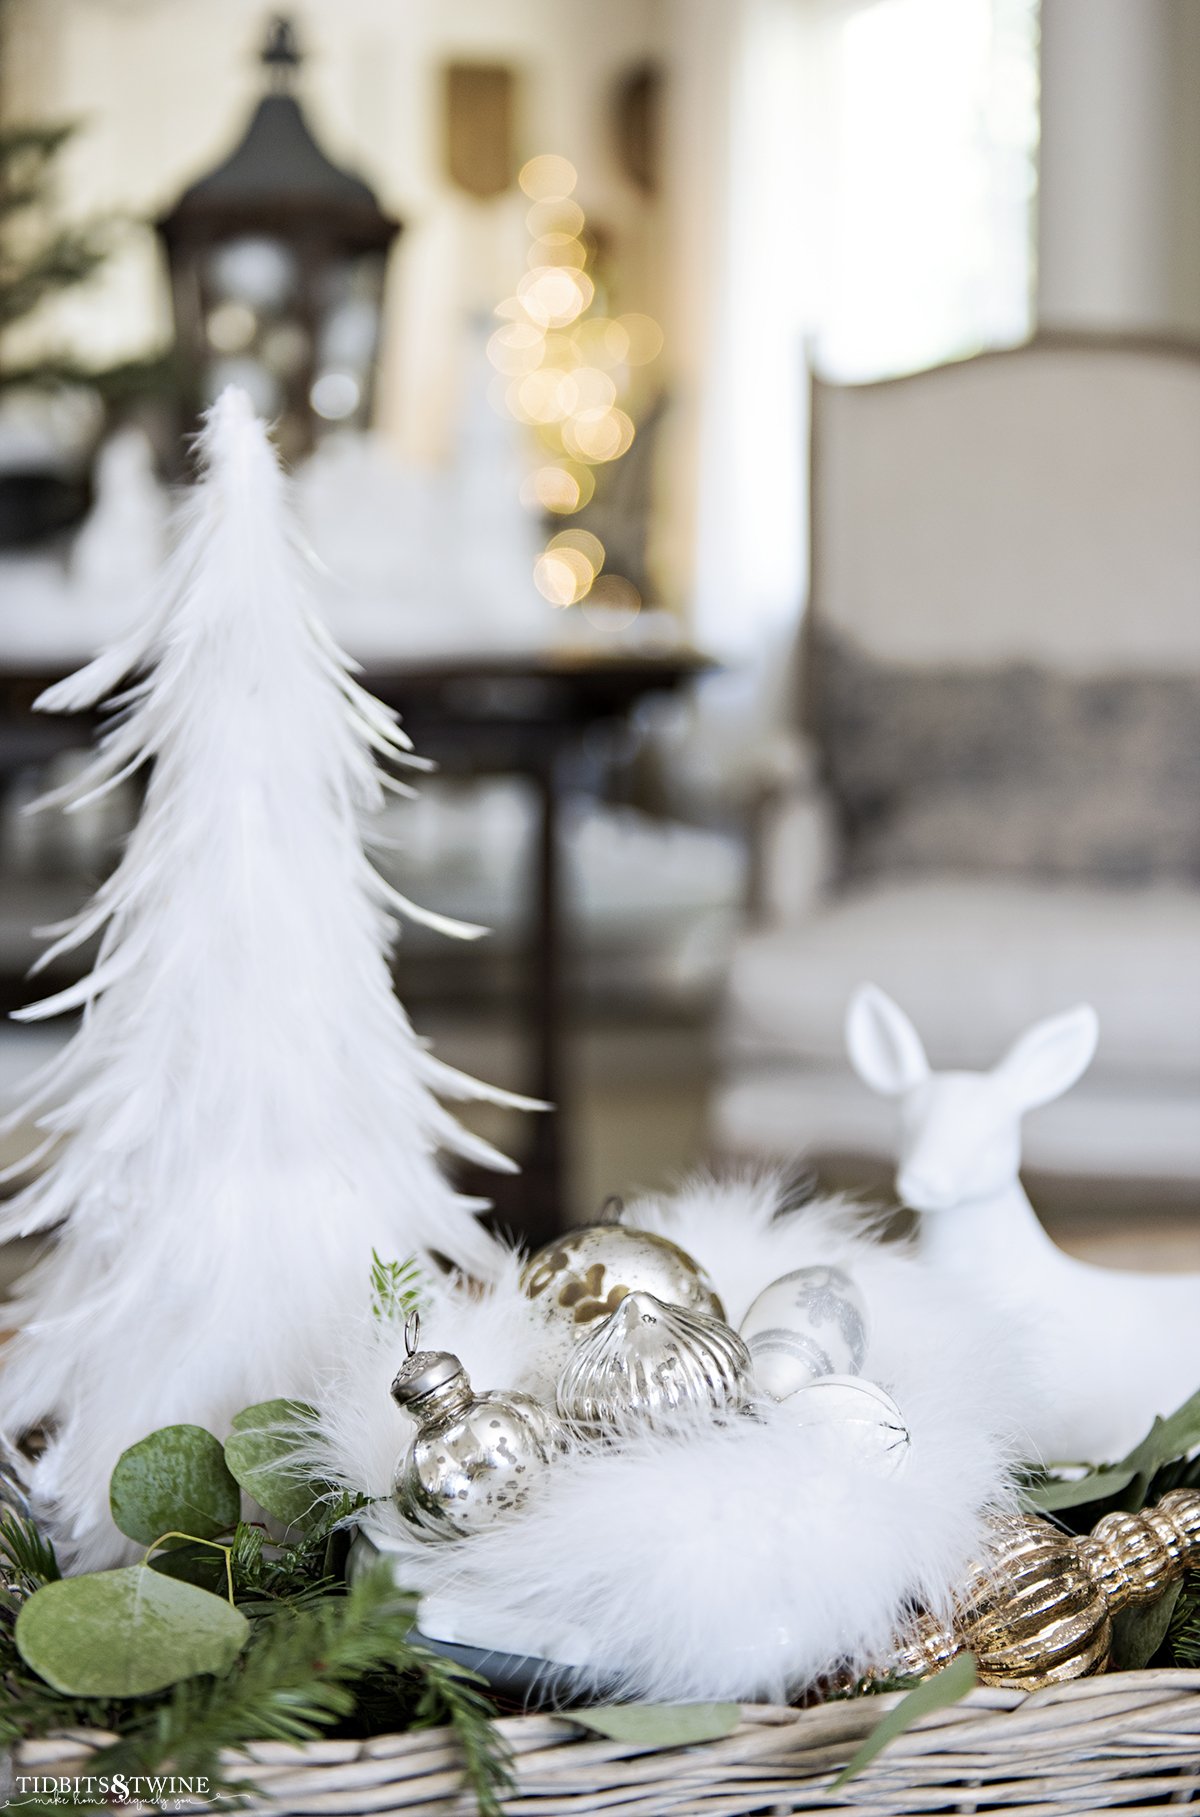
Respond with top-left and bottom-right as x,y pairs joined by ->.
0,647 -> 712,1246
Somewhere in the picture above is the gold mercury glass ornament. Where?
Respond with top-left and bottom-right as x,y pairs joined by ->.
390,1312 -> 570,1541
520,1198 -> 727,1393
556,1289 -> 752,1436
890,1488 -> 1200,1688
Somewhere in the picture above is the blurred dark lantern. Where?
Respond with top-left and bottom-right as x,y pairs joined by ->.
156,15 -> 401,463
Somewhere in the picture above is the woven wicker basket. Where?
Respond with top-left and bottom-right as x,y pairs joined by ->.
10,1668 -> 1200,1815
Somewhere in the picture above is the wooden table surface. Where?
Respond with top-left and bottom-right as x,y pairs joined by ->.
0,644 -> 714,1245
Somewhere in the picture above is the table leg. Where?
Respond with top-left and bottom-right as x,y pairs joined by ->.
519,752 -> 567,1245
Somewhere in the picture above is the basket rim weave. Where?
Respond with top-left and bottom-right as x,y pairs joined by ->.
8,1665 -> 1200,1815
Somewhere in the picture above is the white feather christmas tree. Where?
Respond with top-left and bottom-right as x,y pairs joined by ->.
0,388 -> 525,1568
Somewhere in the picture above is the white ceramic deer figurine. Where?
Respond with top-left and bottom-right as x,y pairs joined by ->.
846,983 -> 1200,1464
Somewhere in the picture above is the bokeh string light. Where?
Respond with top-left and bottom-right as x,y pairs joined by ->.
489,154 -> 664,616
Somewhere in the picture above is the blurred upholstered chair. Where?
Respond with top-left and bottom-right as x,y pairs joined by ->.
714,337 -> 1200,1190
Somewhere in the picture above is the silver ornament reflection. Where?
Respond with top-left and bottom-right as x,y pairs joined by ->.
521,1211 -> 726,1394
781,1374 -> 911,1476
557,1289 -> 751,1437
740,1265 -> 869,1401
391,1313 -> 570,1541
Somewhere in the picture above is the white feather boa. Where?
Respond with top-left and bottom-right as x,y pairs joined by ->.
305,1175 -> 1037,1703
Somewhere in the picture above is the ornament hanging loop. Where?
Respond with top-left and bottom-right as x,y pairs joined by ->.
404,1309 -> 421,1357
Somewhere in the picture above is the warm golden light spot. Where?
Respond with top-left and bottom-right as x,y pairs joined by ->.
527,235 -> 588,271
520,466 -> 582,514
541,331 -> 582,370
601,318 -> 632,363
564,406 -> 635,463
573,318 -> 621,367
565,366 -> 617,411
534,546 -> 595,605
616,313 -> 663,365
526,198 -> 585,239
519,154 -> 578,200
518,266 -> 594,328
487,322 -> 546,376
563,461 -> 596,509
548,527 -> 605,572
582,575 -> 642,630
511,368 -> 572,424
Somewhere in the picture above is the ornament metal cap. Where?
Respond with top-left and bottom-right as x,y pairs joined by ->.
390,1311 -> 467,1407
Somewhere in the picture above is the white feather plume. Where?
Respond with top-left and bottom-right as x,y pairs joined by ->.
304,1174 -> 1035,1703
1,388 -> 533,1568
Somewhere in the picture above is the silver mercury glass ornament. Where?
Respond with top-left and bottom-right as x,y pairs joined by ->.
557,1289 -> 753,1437
391,1313 -> 570,1541
520,1196 -> 727,1395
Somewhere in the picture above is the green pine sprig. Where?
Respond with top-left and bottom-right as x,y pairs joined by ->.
0,1510 -> 62,1599
369,1251 -> 426,1324
1166,1574 -> 1200,1669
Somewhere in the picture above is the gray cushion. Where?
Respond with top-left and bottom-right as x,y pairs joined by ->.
810,629 -> 1200,883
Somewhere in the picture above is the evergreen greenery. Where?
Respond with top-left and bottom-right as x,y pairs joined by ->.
370,1250 -> 426,1324
0,120 -> 170,397
0,1401 -> 511,1814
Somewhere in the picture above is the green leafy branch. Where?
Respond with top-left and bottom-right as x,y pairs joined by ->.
2,1356 -> 506,1814
87,1565 -> 511,1816
1019,1387 -> 1200,1522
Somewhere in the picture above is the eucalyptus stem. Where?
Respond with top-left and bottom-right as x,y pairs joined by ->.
144,1532 -> 236,1607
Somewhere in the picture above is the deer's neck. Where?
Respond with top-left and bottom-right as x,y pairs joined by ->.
915,1180 -> 1063,1278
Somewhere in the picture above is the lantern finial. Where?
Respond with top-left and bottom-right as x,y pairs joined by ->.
262,16 -> 302,90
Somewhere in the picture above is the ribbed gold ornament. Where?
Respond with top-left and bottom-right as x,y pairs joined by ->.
891,1489 -> 1200,1690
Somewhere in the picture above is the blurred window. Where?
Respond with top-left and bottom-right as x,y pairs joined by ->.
816,0 -> 1039,381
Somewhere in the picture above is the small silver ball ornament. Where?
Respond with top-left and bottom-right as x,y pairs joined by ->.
391,1313 -> 570,1540
556,1289 -> 752,1436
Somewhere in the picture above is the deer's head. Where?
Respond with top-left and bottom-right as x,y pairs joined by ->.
845,984 -> 1098,1213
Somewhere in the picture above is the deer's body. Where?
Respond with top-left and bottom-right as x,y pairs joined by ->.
847,987 -> 1200,1463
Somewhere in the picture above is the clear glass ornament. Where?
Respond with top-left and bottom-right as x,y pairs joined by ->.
780,1375 -> 911,1476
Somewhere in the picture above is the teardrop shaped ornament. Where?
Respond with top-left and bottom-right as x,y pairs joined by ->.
556,1290 -> 752,1437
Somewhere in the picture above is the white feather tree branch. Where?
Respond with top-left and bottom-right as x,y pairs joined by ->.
0,388 -> 536,1568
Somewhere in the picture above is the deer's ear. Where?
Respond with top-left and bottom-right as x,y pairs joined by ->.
994,1005 -> 1098,1112
846,984 -> 929,1096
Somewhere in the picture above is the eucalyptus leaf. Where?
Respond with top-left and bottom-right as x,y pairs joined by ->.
1020,1468 -> 1136,1513
1116,1389 -> 1200,1510
1111,1581 -> 1182,1672
569,1703 -> 741,1747
110,1424 -> 240,1546
832,1653 -> 978,1789
224,1399 -> 320,1530
16,1566 -> 248,1696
